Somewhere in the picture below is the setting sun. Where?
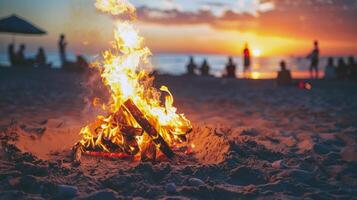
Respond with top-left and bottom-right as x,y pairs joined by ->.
252,49 -> 262,57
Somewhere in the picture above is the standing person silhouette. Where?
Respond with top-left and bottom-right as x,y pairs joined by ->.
16,44 -> 26,66
243,43 -> 251,78
200,59 -> 210,76
59,34 -> 67,67
347,56 -> 356,80
324,57 -> 336,80
186,56 -> 197,75
8,43 -> 16,66
307,40 -> 320,79
336,58 -> 348,80
225,57 -> 237,78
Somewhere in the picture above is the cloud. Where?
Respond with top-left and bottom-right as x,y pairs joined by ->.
233,0 -> 274,16
137,0 -> 357,41
161,0 -> 182,11
137,6 -> 216,25
201,2 -> 227,8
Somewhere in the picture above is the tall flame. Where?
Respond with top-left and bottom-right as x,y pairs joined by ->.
79,0 -> 192,158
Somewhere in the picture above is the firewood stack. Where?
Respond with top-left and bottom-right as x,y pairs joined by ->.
73,99 -> 187,163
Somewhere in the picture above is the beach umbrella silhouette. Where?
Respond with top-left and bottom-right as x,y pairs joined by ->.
0,14 -> 47,43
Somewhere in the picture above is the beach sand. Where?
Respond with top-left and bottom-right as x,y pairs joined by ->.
1,67 -> 357,199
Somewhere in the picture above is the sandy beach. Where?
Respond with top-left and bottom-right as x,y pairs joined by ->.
0,67 -> 357,199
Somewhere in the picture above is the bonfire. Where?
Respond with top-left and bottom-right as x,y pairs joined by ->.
73,0 -> 192,162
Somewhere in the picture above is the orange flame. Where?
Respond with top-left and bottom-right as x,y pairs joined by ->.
79,0 -> 192,158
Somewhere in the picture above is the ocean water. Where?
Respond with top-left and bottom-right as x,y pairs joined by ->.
0,52 -> 331,79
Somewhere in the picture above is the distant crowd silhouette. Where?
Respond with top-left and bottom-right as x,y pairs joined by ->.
324,56 -> 356,80
186,56 -> 212,77
8,43 -> 50,68
185,43 -> 251,79
6,34 -> 88,71
5,38 -> 357,81
279,41 -> 356,84
185,40 -> 357,85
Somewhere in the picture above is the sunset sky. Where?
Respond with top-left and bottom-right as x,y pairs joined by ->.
0,0 -> 357,56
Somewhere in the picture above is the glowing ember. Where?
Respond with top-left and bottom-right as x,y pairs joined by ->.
76,0 -> 192,160
298,81 -> 313,90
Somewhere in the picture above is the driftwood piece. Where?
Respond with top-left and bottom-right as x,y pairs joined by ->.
124,99 -> 175,159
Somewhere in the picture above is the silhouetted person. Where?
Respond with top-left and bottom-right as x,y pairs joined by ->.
225,57 -> 236,78
16,44 -> 26,66
324,57 -> 336,80
347,56 -> 356,80
277,61 -> 292,86
186,56 -> 197,75
336,58 -> 348,80
307,40 -> 320,79
8,43 -> 16,66
200,59 -> 210,76
35,47 -> 47,68
243,43 -> 251,77
59,34 -> 67,67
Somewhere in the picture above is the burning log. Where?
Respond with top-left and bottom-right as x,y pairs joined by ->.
93,121 -> 143,155
141,142 -> 156,161
83,151 -> 132,159
72,122 -> 144,163
119,124 -> 143,137
140,134 -> 157,161
87,138 -> 125,153
122,134 -> 140,155
94,120 -> 143,138
72,140 -> 133,162
124,99 -> 175,159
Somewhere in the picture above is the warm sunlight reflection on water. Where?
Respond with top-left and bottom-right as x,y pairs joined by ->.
250,72 -> 262,79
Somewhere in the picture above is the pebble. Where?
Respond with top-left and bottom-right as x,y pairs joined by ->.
229,166 -> 265,185
188,178 -> 205,187
57,184 -> 78,198
165,182 -> 177,193
15,162 -> 48,176
82,189 -> 117,200
313,143 -> 331,155
18,175 -> 42,193
272,160 -> 286,169
323,152 -> 342,166
282,169 -> 314,183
